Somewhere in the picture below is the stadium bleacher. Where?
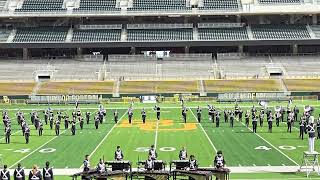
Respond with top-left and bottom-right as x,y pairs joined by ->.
309,25 -> 320,38
258,0 -> 302,4
72,29 -> 121,42
0,28 -> 10,41
74,0 -> 120,11
0,0 -> 7,11
199,0 -> 239,10
251,24 -> 310,39
15,0 -> 66,12
13,27 -> 69,42
198,27 -> 248,40
128,0 -> 191,11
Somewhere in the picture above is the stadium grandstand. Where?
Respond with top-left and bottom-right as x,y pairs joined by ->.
1,0 -> 320,179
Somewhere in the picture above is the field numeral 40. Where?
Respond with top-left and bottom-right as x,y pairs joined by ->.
13,148 -> 56,154
255,145 -> 297,151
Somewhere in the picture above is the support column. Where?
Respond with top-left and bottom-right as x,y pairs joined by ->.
77,47 -> 82,56
236,15 -> 241,23
238,45 -> 244,54
289,15 -> 295,24
292,44 -> 298,54
312,14 -> 318,25
184,46 -> 190,53
23,48 -> 28,60
259,16 -> 265,24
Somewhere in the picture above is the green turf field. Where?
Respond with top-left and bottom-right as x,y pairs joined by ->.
0,100 -> 319,179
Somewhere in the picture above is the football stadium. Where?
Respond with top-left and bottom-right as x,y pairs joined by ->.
1,0 -> 320,179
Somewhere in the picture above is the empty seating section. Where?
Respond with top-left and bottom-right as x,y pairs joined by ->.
0,82 -> 35,95
0,0 -> 7,10
15,0 -> 66,12
119,81 -> 198,94
310,25 -> 320,38
0,28 -> 10,41
199,0 -> 239,10
204,80 -> 282,92
128,0 -> 190,11
284,79 -> 320,92
75,0 -> 120,11
38,81 -> 114,95
128,29 -> 193,41
13,27 -> 68,42
258,0 -> 302,4
251,25 -> 310,39
198,27 -> 248,40
72,29 -> 121,42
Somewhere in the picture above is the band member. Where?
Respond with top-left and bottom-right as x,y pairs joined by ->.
49,116 -> 53,130
114,146 -> 124,161
287,112 -> 293,133
30,111 -> 36,126
21,121 -> 27,136
299,117 -> 306,140
208,105 -> 215,123
16,110 -> 24,125
95,113 -> 100,129
229,111 -> 234,128
55,118 -> 60,136
79,117 -> 84,130
64,116 -> 69,130
38,121 -> 43,136
71,119 -> 76,136
259,112 -> 264,127
189,155 -> 198,170
306,123 -> 316,153
154,105 -> 161,121
275,111 -> 281,127
252,114 -> 258,133
213,150 -> 226,169
251,105 -> 257,116
280,106 -> 285,122
182,106 -> 188,123
5,125 -> 11,144
245,111 -> 250,128
85,112 -> 91,124
96,159 -> 105,174
145,156 -> 154,171
42,162 -> 53,180
128,108 -> 133,124
114,110 -> 119,124
216,111 -> 220,128
25,126 -> 30,144
224,109 -> 229,123
0,165 -> 10,180
14,163 -> 25,180
148,145 -> 157,160
317,118 -> 320,139
44,110 -> 49,125
294,106 -> 299,122
268,113 -> 273,133
83,155 -> 90,172
196,106 -> 201,123
179,147 -> 187,160
141,109 -> 146,124
29,165 -> 41,180
239,109 -> 243,122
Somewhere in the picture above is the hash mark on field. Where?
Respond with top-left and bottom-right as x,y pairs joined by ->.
237,119 -> 299,166
268,164 -> 271,166
253,164 -> 256,166
189,108 -> 217,153
282,164 -> 286,166
79,110 -> 127,168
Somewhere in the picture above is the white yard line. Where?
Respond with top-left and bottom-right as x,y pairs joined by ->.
154,120 -> 159,149
237,119 -> 299,166
79,110 -> 127,168
189,108 -> 217,153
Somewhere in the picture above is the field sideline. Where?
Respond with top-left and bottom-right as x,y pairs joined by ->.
0,100 -> 319,179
